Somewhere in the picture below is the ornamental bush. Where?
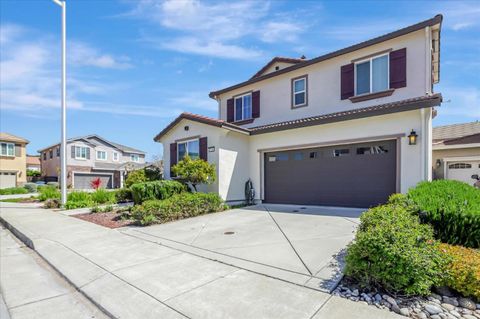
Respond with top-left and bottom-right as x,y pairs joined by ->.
130,180 -> 185,204
0,187 -> 28,195
131,192 -> 225,225
38,186 -> 60,201
125,169 -> 147,188
23,183 -> 38,193
345,204 -> 448,296
115,188 -> 133,203
407,180 -> 480,248
171,156 -> 216,192
439,243 -> 480,301
90,188 -> 116,204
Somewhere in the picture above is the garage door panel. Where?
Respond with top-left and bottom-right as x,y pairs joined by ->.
74,173 -> 113,189
265,140 -> 396,208
0,172 -> 17,189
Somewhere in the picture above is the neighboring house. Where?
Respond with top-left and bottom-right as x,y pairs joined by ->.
432,121 -> 480,186
26,155 -> 41,172
38,135 -> 145,189
0,132 -> 29,189
155,15 -> 443,208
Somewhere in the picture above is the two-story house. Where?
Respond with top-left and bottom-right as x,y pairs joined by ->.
39,135 -> 145,189
0,132 -> 29,189
154,15 -> 443,208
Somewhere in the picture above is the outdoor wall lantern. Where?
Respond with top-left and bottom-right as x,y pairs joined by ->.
208,146 -> 215,152
408,129 -> 418,145
436,159 -> 442,167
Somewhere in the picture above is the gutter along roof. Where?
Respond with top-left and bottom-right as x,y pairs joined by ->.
154,94 -> 442,141
209,14 -> 443,99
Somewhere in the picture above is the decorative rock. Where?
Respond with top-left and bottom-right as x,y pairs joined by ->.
438,313 -> 447,319
442,303 -> 456,311
449,310 -> 461,318
386,296 -> 398,307
430,315 -> 441,319
462,309 -> 473,315
431,293 -> 443,301
443,297 -> 459,307
381,300 -> 391,309
351,289 -> 359,297
391,303 -> 401,314
459,298 -> 477,311
425,304 -> 443,315
374,294 -> 382,302
435,286 -> 455,297
417,312 -> 428,319
463,315 -> 477,319
399,307 -> 410,316
477,304 -> 480,310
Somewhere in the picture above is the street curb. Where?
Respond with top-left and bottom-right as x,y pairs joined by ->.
0,215 -> 116,319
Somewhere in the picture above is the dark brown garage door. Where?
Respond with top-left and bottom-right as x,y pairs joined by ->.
74,173 -> 113,189
264,140 -> 397,208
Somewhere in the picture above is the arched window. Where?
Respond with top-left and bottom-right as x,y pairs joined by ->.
448,163 -> 472,169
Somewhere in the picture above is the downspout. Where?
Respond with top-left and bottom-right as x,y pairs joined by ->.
421,108 -> 426,180
424,26 -> 433,181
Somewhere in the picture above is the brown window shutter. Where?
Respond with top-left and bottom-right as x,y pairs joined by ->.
14,144 -> 21,157
252,91 -> 260,118
390,48 -> 407,88
71,146 -> 75,158
340,63 -> 355,100
86,148 -> 90,160
169,143 -> 177,173
226,98 -> 234,122
199,137 -> 208,161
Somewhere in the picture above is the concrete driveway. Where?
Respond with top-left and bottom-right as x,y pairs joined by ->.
123,204 -> 363,292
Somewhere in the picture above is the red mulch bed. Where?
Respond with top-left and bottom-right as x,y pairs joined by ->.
74,212 -> 135,229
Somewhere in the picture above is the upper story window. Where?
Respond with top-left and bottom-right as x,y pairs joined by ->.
43,152 -> 47,160
56,147 -> 60,157
75,146 -> 89,160
49,150 -> 53,159
0,143 -> 14,157
96,150 -> 107,161
130,154 -> 140,162
178,139 -> 199,161
113,152 -> 119,161
234,93 -> 252,122
292,76 -> 307,108
355,54 -> 389,95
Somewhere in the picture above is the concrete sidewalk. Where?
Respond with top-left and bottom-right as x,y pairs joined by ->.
0,202 -> 402,319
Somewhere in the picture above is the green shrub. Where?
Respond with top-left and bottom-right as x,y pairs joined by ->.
38,186 -> 61,201
0,187 -> 29,195
171,156 -> 216,191
90,189 -> 115,204
439,243 -> 480,301
47,182 -> 59,188
131,180 -> 186,204
115,188 -> 133,203
27,169 -> 41,177
67,191 -> 91,202
345,204 -> 448,296
407,180 -> 480,248
23,183 -> 38,193
64,200 -> 92,210
131,193 -> 224,225
125,169 -> 147,188
91,205 -> 114,213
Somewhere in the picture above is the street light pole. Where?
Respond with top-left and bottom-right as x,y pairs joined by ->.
52,0 -> 67,205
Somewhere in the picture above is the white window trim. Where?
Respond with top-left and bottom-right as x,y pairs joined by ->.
354,53 -> 390,96
75,146 -> 88,160
113,152 -> 119,161
0,142 -> 15,157
130,154 -> 140,162
96,150 -> 107,161
177,138 -> 199,161
234,93 -> 253,122
292,77 -> 307,107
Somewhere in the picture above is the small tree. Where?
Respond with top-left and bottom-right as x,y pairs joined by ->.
171,156 -> 216,192
125,169 -> 147,188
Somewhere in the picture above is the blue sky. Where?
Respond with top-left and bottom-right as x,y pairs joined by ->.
1,0 -> 479,159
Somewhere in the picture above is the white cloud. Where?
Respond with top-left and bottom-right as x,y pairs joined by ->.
168,91 -> 217,112
436,2 -> 480,31
69,41 -> 132,69
128,0 -> 305,60
0,23 -> 134,117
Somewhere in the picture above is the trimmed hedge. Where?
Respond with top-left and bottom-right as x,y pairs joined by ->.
407,180 -> 480,248
439,243 -> 480,301
131,192 -> 225,225
115,188 -> 133,203
131,180 -> 186,204
345,204 -> 448,296
0,187 -> 28,195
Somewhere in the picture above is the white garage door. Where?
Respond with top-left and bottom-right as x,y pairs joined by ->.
446,161 -> 480,187
73,173 -> 113,189
0,171 -> 17,189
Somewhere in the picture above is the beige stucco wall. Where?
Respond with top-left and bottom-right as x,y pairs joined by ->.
432,147 -> 480,179
0,143 -> 27,185
216,29 -> 429,128
40,146 -> 60,177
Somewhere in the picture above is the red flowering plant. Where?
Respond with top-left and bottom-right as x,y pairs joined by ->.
90,177 -> 102,190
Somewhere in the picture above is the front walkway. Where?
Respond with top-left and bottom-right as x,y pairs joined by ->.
0,202 -> 401,319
